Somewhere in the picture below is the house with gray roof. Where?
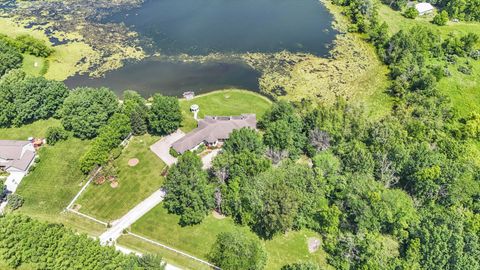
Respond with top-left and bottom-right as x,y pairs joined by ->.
0,140 -> 36,173
172,114 -> 257,154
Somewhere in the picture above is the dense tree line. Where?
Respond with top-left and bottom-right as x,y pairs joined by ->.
0,69 -> 69,127
79,113 -> 132,173
0,215 -> 165,269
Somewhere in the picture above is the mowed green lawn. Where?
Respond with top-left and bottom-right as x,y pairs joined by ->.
22,54 -> 47,77
179,89 -> 272,132
378,5 -> 480,117
129,204 -> 332,270
76,134 -> 166,221
0,118 -> 61,140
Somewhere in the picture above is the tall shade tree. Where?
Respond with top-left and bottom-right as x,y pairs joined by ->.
0,40 -> 22,77
148,94 -> 182,135
123,90 -> 148,135
209,230 -> 267,270
60,87 -> 118,139
163,151 -> 213,225
222,127 -> 264,155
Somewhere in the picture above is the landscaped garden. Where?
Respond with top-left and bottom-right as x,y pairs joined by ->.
179,89 -> 272,132
75,134 -> 166,221
127,204 -> 332,270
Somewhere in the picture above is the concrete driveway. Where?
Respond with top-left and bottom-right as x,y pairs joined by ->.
150,130 -> 185,166
5,172 -> 26,193
99,189 -> 166,245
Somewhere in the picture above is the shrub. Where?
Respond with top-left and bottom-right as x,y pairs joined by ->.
209,230 -> 267,270
458,64 -> 473,75
432,11 -> 449,26
403,7 -> 419,19
46,126 -> 69,145
6,194 -> 24,211
169,147 -> 180,157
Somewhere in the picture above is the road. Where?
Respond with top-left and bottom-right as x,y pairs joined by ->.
99,189 -> 166,245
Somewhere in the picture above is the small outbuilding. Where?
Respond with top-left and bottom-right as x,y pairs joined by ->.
183,91 -> 195,100
415,3 -> 435,15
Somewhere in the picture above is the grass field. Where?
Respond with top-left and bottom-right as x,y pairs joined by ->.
129,204 -> 332,270
0,118 -> 61,140
22,54 -> 47,77
378,4 -> 480,117
75,134 -> 166,221
118,235 -> 211,270
179,89 -> 272,132
378,5 -> 480,38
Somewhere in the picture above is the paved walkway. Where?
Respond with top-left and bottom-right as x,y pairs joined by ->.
150,130 -> 185,166
0,172 -> 26,213
99,189 -> 166,245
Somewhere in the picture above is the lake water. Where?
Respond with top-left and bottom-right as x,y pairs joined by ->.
65,59 -> 261,97
66,0 -> 337,97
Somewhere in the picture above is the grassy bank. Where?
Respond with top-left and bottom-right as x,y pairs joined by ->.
179,89 -> 272,132
129,204 -> 332,270
76,134 -> 166,221
0,17 -> 96,81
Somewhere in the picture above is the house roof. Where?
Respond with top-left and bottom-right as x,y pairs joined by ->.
415,3 -> 434,13
0,140 -> 30,160
172,114 -> 257,154
0,140 -> 35,171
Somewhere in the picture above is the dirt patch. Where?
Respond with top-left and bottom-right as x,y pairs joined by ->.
94,176 -> 106,185
72,204 -> 82,211
128,158 -> 139,167
110,181 -> 119,188
212,210 -> 226,220
308,237 -> 321,253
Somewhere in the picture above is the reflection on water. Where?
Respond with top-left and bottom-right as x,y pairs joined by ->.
65,59 -> 261,97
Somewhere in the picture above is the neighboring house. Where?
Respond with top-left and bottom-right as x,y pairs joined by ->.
172,114 -> 257,154
415,3 -> 435,15
0,140 -> 36,174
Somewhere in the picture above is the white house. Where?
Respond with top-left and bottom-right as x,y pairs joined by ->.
0,140 -> 36,174
415,3 -> 435,15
